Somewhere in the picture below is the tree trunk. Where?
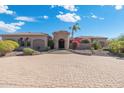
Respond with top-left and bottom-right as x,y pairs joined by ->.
71,30 -> 74,39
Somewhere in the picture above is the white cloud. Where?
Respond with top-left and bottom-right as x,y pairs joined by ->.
83,13 -> 104,20
0,5 -> 15,15
0,21 -> 25,33
91,13 -> 104,20
91,14 -> 98,19
56,13 -> 81,23
39,15 -> 49,19
59,11 -> 63,14
51,5 -> 78,12
115,5 -> 123,10
15,16 -> 36,22
51,5 -> 55,8
43,16 -> 48,19
59,5 -> 78,12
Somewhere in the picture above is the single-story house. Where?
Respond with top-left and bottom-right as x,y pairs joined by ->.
72,36 -> 108,49
0,30 -> 107,50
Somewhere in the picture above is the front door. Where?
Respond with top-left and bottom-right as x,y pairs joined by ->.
58,39 -> 65,49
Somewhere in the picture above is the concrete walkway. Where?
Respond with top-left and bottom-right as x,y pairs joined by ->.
0,51 -> 124,87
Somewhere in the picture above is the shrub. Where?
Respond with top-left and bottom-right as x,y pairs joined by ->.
92,40 -> 102,50
71,42 -> 78,50
80,39 -> 90,44
24,41 -> 31,47
23,48 -> 35,55
4,40 -> 19,49
0,40 -> 19,56
102,47 -> 110,51
48,40 -> 54,49
106,34 -> 124,54
118,35 -> 124,41
119,41 -> 124,53
0,41 -> 9,56
109,40 -> 124,53
108,40 -> 120,53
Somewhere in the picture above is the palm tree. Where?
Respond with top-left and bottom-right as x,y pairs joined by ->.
69,23 -> 80,39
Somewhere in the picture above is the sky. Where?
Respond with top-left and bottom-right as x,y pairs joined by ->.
0,5 -> 124,38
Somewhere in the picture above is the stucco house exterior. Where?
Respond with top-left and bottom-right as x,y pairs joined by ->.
0,30 -> 107,50
0,32 -> 48,50
72,36 -> 108,49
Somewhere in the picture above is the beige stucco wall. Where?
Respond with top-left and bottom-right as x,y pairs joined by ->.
53,31 -> 70,49
1,35 -> 48,49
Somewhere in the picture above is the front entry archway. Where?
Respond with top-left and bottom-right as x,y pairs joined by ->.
58,39 -> 65,49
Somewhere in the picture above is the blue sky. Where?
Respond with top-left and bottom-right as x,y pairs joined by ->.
0,5 -> 124,38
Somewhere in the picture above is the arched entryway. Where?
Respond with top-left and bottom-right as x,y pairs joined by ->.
58,39 -> 65,49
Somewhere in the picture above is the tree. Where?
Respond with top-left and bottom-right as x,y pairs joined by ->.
118,34 -> 124,41
108,34 -> 124,53
92,40 -> 102,50
69,23 -> 80,39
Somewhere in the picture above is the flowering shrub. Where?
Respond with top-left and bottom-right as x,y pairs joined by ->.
0,40 -> 19,56
4,40 -> 19,49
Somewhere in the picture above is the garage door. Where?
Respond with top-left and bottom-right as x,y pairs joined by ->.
33,39 -> 45,51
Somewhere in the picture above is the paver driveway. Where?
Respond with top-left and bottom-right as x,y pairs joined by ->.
0,50 -> 124,88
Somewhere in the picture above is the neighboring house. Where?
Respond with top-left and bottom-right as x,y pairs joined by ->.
72,36 -> 108,49
0,32 -> 48,51
0,30 -> 107,50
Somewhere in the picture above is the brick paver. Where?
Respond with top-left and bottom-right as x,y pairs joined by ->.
0,51 -> 124,87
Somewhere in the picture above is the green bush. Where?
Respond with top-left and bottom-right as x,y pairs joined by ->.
119,41 -> 124,53
108,40 -> 119,53
0,41 -> 10,56
23,48 -> 35,55
24,41 -> 31,47
106,34 -> 124,54
118,35 -> 124,41
0,40 -> 19,56
80,39 -> 90,44
109,40 -> 124,53
4,40 -> 19,49
71,42 -> 78,50
48,40 -> 54,49
92,41 -> 102,50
